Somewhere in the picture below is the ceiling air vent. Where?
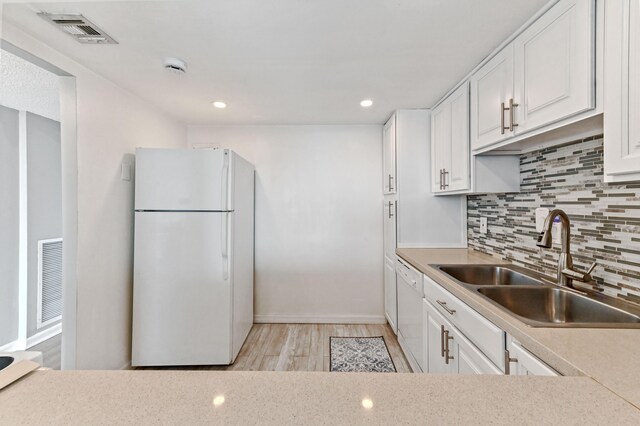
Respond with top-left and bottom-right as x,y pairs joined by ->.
38,13 -> 118,44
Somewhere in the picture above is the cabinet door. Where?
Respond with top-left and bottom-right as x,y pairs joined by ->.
450,326 -> 502,375
514,0 -> 595,134
423,299 -> 454,374
383,199 -> 397,262
448,83 -> 470,191
431,99 -> 451,193
507,337 -> 558,376
604,0 -> 640,180
384,257 -> 397,334
383,115 -> 397,194
470,44 -> 514,150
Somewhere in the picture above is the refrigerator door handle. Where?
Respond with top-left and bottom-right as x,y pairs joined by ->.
221,151 -> 230,211
221,213 -> 229,280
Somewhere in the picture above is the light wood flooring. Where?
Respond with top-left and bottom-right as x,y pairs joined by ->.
29,324 -> 412,373
140,323 -> 412,373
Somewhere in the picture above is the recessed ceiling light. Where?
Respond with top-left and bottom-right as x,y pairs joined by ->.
360,99 -> 373,108
212,101 -> 227,109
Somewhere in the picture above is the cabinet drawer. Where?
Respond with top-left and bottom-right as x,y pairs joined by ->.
396,257 -> 423,294
424,274 -> 505,371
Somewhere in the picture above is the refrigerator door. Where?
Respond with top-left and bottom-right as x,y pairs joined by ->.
135,148 -> 232,211
132,211 -> 232,366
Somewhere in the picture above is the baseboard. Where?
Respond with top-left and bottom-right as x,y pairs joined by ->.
253,314 -> 387,324
26,323 -> 61,348
119,361 -> 132,370
0,340 -> 22,353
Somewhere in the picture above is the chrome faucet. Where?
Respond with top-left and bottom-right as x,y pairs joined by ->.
536,209 -> 597,288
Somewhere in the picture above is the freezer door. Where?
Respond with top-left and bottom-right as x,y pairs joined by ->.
135,148 -> 232,211
132,211 -> 233,366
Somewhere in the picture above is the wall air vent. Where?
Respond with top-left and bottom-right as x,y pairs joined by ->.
38,13 -> 118,44
37,238 -> 63,329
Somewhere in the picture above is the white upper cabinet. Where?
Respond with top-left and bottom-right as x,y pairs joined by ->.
432,82 -> 520,195
431,83 -> 470,193
513,0 -> 595,134
431,92 -> 453,192
383,115 -> 397,194
449,84 -> 471,192
604,0 -> 640,182
470,45 -> 515,151
470,0 -> 596,152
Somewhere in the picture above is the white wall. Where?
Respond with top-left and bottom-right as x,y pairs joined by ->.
26,112 -> 62,338
188,125 -> 384,323
3,22 -> 187,369
0,105 -> 19,347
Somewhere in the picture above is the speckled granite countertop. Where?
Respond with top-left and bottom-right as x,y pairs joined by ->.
1,370 -> 639,424
1,248 -> 638,423
397,248 -> 640,409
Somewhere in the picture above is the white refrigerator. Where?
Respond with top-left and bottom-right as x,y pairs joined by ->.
131,148 -> 254,366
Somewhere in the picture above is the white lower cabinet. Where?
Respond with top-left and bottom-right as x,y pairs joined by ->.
423,299 -> 501,375
384,258 -> 397,334
506,335 -> 559,376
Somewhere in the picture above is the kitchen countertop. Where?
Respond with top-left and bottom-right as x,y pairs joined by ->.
1,248 -> 638,423
397,248 -> 640,409
1,370 -> 639,424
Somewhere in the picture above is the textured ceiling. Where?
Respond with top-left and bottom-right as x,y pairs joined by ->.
0,49 -> 60,121
3,0 -> 549,125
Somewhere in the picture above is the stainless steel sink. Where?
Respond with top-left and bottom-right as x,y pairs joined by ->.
433,263 -> 640,328
0,356 -> 14,370
436,264 -> 552,287
477,286 -> 640,328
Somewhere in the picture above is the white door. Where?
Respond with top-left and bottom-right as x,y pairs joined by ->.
383,115 -> 397,194
423,299 -> 453,374
431,98 -> 451,193
384,258 -> 397,333
604,0 -> 640,180
448,83 -> 470,192
470,44 -> 515,150
132,211 -> 232,366
513,0 -> 595,134
450,326 -> 502,375
383,198 -> 397,332
383,199 -> 397,262
507,338 -> 558,376
135,148 -> 231,211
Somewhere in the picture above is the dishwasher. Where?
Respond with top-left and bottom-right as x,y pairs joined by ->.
396,257 -> 424,372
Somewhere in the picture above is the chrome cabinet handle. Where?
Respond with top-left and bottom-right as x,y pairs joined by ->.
436,300 -> 456,316
509,98 -> 519,132
388,201 -> 394,218
442,170 -> 449,189
388,174 -> 394,191
501,102 -> 507,135
444,330 -> 454,364
504,349 -> 518,375
440,325 -> 446,358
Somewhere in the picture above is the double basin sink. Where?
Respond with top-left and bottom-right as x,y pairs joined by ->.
434,264 -> 640,328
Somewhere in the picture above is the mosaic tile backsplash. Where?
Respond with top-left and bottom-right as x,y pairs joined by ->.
468,136 -> 640,305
